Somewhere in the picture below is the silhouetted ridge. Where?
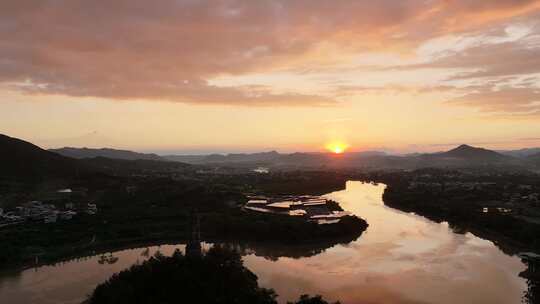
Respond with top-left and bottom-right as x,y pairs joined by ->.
80,156 -> 192,174
0,134 -> 195,181
0,134 -> 84,180
50,147 -> 164,161
164,151 -> 281,164
433,144 -> 508,160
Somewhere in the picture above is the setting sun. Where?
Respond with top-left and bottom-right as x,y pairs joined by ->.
326,142 -> 349,154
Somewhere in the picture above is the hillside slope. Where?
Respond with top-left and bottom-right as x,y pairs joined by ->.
50,147 -> 164,161
0,134 -> 85,180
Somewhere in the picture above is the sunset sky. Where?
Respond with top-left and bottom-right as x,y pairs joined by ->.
1,1 -> 540,154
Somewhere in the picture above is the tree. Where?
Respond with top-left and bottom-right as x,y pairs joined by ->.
288,294 -> 340,304
89,246 -> 340,304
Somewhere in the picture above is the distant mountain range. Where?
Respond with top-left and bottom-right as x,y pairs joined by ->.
50,147 -> 164,161
498,147 -> 540,158
44,142 -> 539,170
159,144 -> 534,170
3,134 -> 540,180
161,144 -> 514,168
0,134 -> 192,181
77,156 -> 193,175
164,151 -> 281,164
163,150 -> 387,165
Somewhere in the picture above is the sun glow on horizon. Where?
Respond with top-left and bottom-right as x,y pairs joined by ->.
326,141 -> 349,154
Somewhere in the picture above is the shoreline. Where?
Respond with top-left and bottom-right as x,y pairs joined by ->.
1,228 -> 366,275
382,186 -> 540,256
0,213 -> 367,274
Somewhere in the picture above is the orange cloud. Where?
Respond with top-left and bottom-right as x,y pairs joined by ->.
0,0 -> 540,106
447,85 -> 540,117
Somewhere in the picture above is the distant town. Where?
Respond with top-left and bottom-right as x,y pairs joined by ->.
0,189 -> 97,227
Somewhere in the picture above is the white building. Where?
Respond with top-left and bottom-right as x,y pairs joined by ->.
246,199 -> 267,205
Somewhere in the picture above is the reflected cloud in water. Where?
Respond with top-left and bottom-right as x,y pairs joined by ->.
242,182 -> 527,304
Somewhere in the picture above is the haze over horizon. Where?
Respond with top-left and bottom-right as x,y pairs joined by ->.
2,1 -> 540,153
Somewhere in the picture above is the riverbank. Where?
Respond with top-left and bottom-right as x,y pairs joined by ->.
0,206 -> 367,272
382,180 -> 540,255
381,181 -> 540,302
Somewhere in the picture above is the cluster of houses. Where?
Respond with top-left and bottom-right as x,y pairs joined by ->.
407,181 -> 500,192
243,195 -> 351,225
0,201 -> 98,227
408,180 -> 539,204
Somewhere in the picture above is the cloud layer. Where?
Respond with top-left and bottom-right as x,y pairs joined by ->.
1,0 -> 540,109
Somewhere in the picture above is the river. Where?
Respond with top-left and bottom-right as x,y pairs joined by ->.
0,181 -> 529,304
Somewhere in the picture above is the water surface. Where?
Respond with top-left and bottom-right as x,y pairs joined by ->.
244,181 -> 527,304
0,181 -> 528,304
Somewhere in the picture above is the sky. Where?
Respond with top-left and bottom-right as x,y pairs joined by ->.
1,1 -> 540,154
